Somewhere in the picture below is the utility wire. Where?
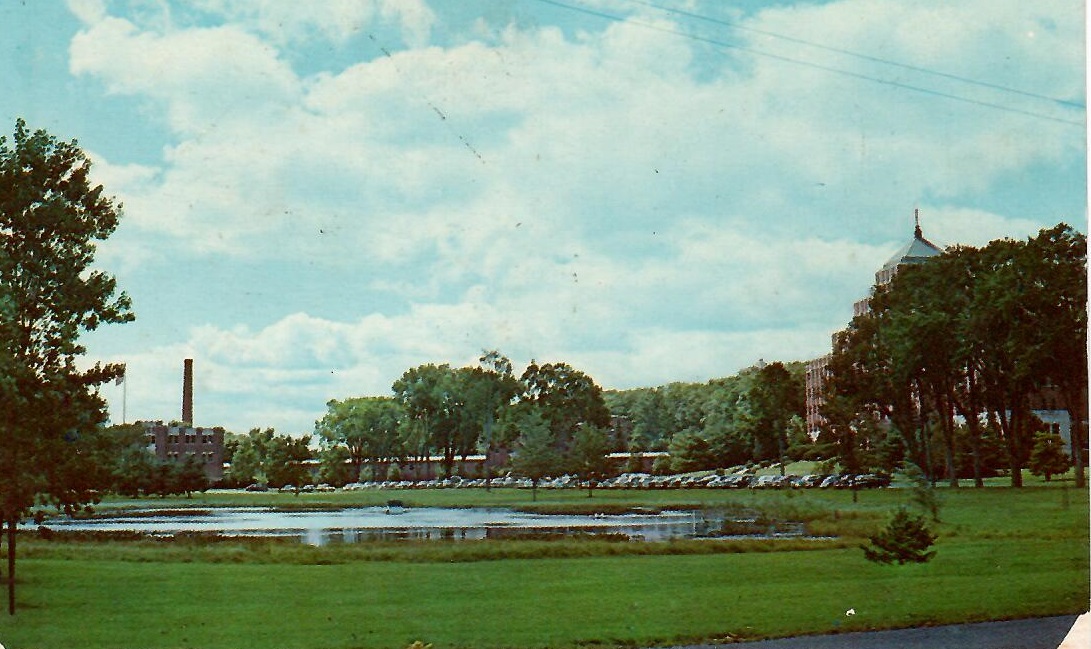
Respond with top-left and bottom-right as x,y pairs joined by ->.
625,0 -> 1085,110
531,0 -> 1083,127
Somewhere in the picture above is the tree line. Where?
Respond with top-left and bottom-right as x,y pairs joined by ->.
306,352 -> 614,497
301,353 -> 811,492
604,362 -> 809,474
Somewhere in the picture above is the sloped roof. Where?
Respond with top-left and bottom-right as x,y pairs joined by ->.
881,225 -> 944,271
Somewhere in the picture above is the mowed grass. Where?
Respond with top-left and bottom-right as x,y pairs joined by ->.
0,486 -> 1086,649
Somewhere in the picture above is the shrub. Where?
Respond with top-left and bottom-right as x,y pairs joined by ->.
862,508 -> 937,565
1029,432 -> 1071,482
651,455 -> 672,476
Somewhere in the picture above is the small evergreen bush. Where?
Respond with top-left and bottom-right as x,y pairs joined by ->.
862,508 -> 937,565
1028,431 -> 1071,482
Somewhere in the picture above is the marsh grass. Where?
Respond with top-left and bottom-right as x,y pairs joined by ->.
19,530 -> 851,565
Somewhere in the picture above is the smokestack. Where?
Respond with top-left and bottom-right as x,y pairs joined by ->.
182,358 -> 193,426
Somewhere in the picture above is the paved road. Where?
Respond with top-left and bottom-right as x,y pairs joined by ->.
670,615 -> 1083,649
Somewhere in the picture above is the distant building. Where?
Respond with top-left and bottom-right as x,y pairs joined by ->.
803,214 -> 1077,453
141,420 -> 225,481
1027,384 -> 1076,449
136,358 -> 225,482
806,211 -> 944,438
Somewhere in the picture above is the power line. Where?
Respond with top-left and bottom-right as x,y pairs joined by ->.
530,0 -> 1083,127
625,0 -> 1085,110
367,34 -> 487,164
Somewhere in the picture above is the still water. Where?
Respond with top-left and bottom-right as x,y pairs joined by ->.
38,506 -> 803,545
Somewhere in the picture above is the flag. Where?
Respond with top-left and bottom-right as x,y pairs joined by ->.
115,364 -> 126,386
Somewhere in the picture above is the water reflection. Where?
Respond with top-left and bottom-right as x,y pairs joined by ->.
40,507 -> 809,546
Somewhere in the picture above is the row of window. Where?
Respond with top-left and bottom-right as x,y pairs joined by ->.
165,434 -> 217,444
165,451 -> 218,461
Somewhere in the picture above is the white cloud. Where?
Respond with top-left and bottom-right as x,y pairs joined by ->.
68,0 -> 1083,255
193,0 -> 436,47
65,0 -> 1084,433
93,218 -> 899,433
924,206 -> 1054,248
66,0 -> 106,24
70,15 -> 301,135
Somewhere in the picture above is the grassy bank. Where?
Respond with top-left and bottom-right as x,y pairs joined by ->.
0,486 -> 1085,649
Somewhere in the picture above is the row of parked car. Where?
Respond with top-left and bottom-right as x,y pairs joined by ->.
241,471 -> 892,492
593,472 -> 891,490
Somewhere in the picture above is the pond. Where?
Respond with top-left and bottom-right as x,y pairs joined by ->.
38,506 -> 810,546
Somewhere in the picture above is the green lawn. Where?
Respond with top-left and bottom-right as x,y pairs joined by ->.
0,486 -> 1086,649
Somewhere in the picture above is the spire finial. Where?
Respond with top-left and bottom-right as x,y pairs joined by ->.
913,208 -> 922,239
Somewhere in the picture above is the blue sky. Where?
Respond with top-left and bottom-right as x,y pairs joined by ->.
2,0 -> 1085,435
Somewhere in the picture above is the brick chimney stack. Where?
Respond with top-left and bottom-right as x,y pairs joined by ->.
182,358 -> 193,426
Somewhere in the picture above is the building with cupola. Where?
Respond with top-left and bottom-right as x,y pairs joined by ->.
805,211 -> 943,438
803,212 -> 1074,451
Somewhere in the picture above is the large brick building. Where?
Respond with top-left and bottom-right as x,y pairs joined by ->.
138,358 -> 226,481
141,420 -> 225,481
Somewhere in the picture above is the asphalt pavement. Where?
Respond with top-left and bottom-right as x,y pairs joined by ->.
669,615 -> 1086,649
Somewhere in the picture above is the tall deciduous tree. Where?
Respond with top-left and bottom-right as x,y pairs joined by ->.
1024,226 -> 1087,487
0,120 -> 133,613
519,361 -> 610,451
224,428 -> 312,489
737,362 -> 803,475
460,351 -> 519,489
264,434 -> 313,490
315,396 -> 404,481
392,363 -> 458,479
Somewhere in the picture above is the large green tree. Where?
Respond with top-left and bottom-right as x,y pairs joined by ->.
315,396 -> 404,482
519,360 -> 610,451
225,428 -> 274,486
224,428 -> 312,489
1022,226 -> 1087,487
736,362 -> 803,475
392,363 -> 459,479
459,351 -> 520,489
0,120 -> 132,613
264,434 -> 313,490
